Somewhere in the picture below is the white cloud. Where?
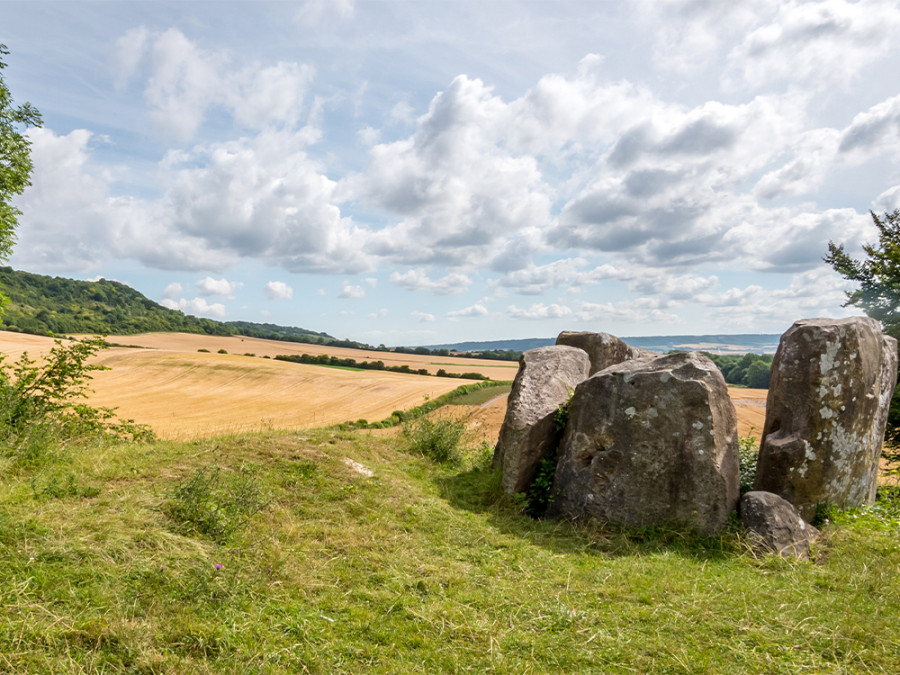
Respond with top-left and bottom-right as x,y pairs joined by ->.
723,0 -> 900,92
162,282 -> 183,299
506,303 -> 572,320
390,268 -> 471,295
265,281 -> 294,300
114,28 -> 315,142
447,303 -> 489,319
196,276 -> 243,297
368,308 -> 388,318
412,311 -> 435,322
160,296 -> 227,318
338,281 -> 366,299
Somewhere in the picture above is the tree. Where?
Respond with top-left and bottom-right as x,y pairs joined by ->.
826,209 -> 900,447
0,44 -> 42,265
825,209 -> 900,339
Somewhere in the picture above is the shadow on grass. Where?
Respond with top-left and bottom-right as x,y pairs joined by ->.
435,464 -> 743,563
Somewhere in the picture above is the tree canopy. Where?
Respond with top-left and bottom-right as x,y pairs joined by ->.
0,44 -> 42,264
825,209 -> 900,339
826,209 -> 900,447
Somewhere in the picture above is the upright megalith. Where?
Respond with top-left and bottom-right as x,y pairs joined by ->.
556,331 -> 654,376
550,351 -> 739,535
754,317 -> 898,520
494,346 -> 591,495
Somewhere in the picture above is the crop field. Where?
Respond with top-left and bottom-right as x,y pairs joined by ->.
0,331 -> 769,441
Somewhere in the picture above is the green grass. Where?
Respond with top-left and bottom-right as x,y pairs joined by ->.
446,383 -> 513,406
1,429 -> 899,673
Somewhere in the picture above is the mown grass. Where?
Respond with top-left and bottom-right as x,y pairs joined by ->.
446,383 -> 512,406
1,428 -> 899,673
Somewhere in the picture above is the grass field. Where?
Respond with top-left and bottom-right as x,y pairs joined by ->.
1,427 -> 899,673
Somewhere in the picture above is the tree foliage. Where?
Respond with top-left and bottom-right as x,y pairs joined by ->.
826,209 -> 900,448
825,209 -> 900,340
0,44 -> 42,265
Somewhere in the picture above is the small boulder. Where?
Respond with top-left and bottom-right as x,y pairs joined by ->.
556,331 -> 655,376
494,345 -> 591,495
740,491 -> 820,561
754,317 -> 898,520
551,351 -> 739,535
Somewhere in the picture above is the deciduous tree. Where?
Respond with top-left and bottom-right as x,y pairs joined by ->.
0,44 -> 41,306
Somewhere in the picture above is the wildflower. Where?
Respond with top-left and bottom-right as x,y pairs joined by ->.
215,563 -> 223,570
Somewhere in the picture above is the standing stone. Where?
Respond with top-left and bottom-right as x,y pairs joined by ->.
494,346 -> 591,495
556,331 -> 655,376
754,317 -> 898,520
551,351 -> 739,535
740,491 -> 820,561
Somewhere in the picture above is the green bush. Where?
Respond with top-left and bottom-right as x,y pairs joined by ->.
738,433 -> 758,495
401,414 -> 467,464
0,337 -> 153,460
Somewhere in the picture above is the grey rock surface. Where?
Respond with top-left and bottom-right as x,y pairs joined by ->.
556,331 -> 655,376
740,491 -> 820,561
754,317 -> 898,520
551,351 -> 740,535
494,345 -> 591,495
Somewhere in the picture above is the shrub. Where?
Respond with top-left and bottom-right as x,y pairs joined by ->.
217,349 -> 228,354
0,337 -> 153,459
738,432 -> 758,495
401,414 -> 467,464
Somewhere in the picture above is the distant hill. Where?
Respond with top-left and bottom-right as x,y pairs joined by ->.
425,333 -> 782,355
0,267 -> 342,346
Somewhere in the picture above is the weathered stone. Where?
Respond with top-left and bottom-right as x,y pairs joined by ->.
754,317 -> 898,520
556,331 -> 655,376
740,491 -> 820,561
550,351 -> 739,535
494,346 -> 591,495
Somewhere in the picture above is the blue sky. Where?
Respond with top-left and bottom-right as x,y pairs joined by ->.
5,0 -> 900,345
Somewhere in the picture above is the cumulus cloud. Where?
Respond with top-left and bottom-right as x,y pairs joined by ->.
723,0 -> 900,92
113,28 -> 315,141
390,268 -> 471,294
160,296 -> 227,318
338,281 -> 366,299
507,303 -> 572,320
162,282 -> 183,299
196,276 -> 242,297
447,303 -> 489,319
412,311 -> 435,322
265,281 -> 294,300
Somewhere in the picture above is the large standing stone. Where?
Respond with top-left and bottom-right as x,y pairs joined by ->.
494,346 -> 591,495
740,491 -> 820,561
556,331 -> 655,376
754,317 -> 898,520
551,351 -> 739,535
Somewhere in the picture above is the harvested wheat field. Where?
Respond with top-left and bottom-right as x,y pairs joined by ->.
0,330 -> 769,441
0,332 -> 488,439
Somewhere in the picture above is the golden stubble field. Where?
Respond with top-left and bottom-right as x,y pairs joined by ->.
0,331 -> 768,441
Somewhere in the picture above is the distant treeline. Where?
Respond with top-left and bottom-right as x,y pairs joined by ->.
702,352 -> 773,389
274,353 -> 490,380
392,345 -> 521,361
0,267 -> 350,345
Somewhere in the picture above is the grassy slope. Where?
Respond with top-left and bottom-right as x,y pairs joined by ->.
2,430 -> 899,673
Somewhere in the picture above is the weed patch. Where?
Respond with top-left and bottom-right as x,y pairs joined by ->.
163,465 -> 271,543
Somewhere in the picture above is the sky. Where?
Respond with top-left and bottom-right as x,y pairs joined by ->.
4,0 -> 900,346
